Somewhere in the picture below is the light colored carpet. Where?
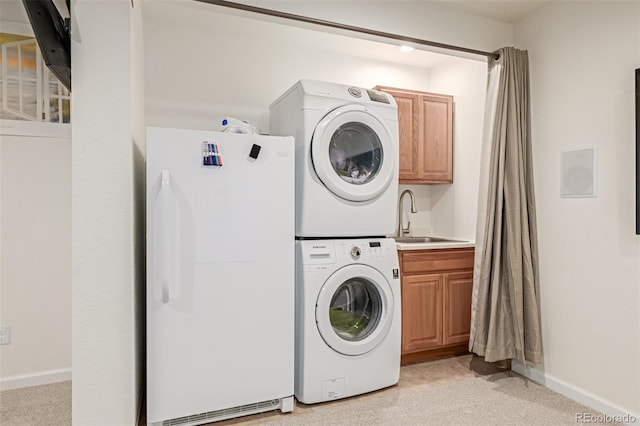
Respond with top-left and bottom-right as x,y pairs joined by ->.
0,355 -> 618,425
0,380 -> 71,426
218,355 -> 616,426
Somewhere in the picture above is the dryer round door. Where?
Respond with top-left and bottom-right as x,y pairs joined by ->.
311,104 -> 396,202
316,264 -> 395,356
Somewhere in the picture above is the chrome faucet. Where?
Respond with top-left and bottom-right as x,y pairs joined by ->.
397,189 -> 417,236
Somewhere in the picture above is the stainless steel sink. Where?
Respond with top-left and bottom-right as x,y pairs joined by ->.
394,236 -> 467,244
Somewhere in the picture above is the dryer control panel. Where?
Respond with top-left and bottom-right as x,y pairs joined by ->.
365,89 -> 391,104
346,86 -> 390,104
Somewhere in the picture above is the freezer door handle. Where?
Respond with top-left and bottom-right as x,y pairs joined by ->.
158,169 -> 175,304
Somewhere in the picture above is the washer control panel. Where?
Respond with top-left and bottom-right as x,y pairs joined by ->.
298,238 -> 399,275
335,238 -> 396,262
350,245 -> 362,260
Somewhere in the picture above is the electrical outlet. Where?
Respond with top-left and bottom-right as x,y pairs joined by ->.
0,326 -> 11,345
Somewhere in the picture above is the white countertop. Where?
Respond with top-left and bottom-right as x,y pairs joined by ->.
394,238 -> 476,251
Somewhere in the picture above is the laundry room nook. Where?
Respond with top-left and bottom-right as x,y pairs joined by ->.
138,2 -> 487,423
2,1 -> 639,425
140,1 -> 495,424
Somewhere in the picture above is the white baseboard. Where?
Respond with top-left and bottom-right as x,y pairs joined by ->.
512,361 -> 639,425
0,368 -> 72,391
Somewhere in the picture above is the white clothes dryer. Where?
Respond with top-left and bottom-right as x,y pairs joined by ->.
295,238 -> 401,404
270,80 -> 399,238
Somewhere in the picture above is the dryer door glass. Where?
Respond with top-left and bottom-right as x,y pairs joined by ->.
311,104 -> 396,202
329,278 -> 382,341
328,122 -> 383,185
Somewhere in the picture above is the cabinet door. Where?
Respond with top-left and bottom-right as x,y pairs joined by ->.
396,93 -> 421,180
401,274 -> 443,353
419,94 -> 453,182
443,271 -> 473,346
375,87 -> 420,180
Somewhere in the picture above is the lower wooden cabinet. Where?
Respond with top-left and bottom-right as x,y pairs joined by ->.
443,271 -> 473,346
402,274 -> 443,352
399,248 -> 474,365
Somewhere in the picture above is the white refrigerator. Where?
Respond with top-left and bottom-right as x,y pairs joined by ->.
146,127 -> 295,425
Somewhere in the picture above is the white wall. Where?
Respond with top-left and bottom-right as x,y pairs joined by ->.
515,1 -> 640,417
71,0 -> 142,424
1,0 -> 72,391
142,0 -> 514,132
429,58 -> 487,240
0,121 -> 71,390
0,0 -> 32,36
143,1 -> 440,132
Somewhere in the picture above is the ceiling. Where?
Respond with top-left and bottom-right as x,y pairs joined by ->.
437,1 -> 552,23
1,0 -> 553,72
274,0 -> 553,24
1,0 -> 553,31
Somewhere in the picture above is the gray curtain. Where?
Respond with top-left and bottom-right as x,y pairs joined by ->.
469,47 -> 543,364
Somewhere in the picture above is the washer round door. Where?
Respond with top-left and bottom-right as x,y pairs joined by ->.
311,104 -> 396,202
316,264 -> 395,356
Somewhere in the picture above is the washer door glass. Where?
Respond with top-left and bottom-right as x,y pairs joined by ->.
316,264 -> 394,356
312,104 -> 396,202
329,278 -> 381,341
328,122 -> 382,186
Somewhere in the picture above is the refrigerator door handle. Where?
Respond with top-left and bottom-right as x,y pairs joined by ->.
158,169 -> 175,304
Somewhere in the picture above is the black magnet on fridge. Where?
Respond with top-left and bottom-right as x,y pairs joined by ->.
249,144 -> 261,160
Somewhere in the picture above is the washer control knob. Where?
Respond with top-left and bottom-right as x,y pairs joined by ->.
350,246 -> 361,260
348,87 -> 362,98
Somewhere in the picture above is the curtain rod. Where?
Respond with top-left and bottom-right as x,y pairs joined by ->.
194,0 -> 500,60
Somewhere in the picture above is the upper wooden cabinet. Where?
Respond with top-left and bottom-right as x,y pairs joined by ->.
374,86 -> 453,183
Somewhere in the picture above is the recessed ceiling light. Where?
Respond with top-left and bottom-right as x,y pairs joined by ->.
400,45 -> 414,52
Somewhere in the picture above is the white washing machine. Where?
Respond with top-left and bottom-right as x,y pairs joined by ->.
270,80 -> 399,238
295,238 -> 401,404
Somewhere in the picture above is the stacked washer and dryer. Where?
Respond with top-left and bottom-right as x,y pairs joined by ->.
270,80 -> 402,404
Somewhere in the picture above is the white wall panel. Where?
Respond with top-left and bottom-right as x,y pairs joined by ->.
0,122 -> 71,389
515,1 -> 640,416
71,0 -> 139,424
